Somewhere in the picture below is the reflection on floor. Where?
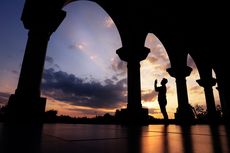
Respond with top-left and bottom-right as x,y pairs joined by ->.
0,123 -> 230,153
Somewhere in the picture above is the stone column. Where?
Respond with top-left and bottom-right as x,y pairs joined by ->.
16,30 -> 51,98
116,46 -> 150,123
6,1 -> 66,122
167,66 -> 195,122
127,61 -> 142,110
197,78 -> 218,121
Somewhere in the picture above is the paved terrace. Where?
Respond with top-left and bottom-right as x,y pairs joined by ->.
0,123 -> 230,153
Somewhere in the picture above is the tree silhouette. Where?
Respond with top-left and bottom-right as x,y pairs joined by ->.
194,104 -> 208,121
44,109 -> 58,123
194,104 -> 223,123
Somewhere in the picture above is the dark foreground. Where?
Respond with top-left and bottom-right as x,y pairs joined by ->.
0,123 -> 230,153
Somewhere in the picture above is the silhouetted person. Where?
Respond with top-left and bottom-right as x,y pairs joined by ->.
154,78 -> 169,121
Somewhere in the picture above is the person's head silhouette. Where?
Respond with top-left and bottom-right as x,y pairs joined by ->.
161,78 -> 168,85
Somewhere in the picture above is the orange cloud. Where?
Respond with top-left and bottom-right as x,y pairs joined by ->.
45,97 -> 121,118
189,86 -> 203,94
141,90 -> 157,102
146,55 -> 158,64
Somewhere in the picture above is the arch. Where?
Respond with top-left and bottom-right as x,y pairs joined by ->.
62,0 -> 153,123
186,51 -> 213,80
212,69 -> 222,110
141,33 -> 176,119
64,0 -> 126,45
186,54 -> 206,107
41,0 -> 125,117
65,1 -> 152,52
187,52 -> 221,120
6,0 -> 131,121
59,0 -> 122,76
212,61 -> 229,119
149,11 -> 188,69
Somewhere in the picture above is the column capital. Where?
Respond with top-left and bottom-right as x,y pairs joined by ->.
196,78 -> 216,88
116,46 -> 150,62
21,1 -> 66,33
166,66 -> 192,78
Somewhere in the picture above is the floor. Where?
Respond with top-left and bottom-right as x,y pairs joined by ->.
0,123 -> 229,153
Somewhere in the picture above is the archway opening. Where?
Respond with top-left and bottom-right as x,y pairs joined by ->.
186,54 -> 206,111
142,33 -> 176,119
41,1 -> 126,118
212,69 -> 221,111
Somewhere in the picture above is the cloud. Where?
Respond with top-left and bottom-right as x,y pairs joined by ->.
153,65 -> 170,75
11,70 -> 19,75
0,92 -> 10,105
112,76 -> 118,81
45,56 -> 54,64
145,34 -> 170,63
141,90 -> 157,102
54,64 -> 60,70
45,56 -> 61,71
68,42 -> 87,52
45,98 -> 115,117
41,68 -> 127,109
110,57 -> 127,77
65,107 -> 115,117
68,44 -> 76,50
104,17 -> 115,28
147,55 -> 158,64
66,107 -> 100,116
187,54 -> 197,70
148,108 -> 161,114
158,52 -> 170,62
189,86 -> 203,94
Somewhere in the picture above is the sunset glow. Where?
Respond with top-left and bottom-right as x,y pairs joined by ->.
0,1 -> 221,119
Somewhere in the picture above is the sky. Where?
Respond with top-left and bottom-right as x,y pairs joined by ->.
0,0 -> 220,119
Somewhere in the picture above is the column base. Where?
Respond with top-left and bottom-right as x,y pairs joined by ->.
223,112 -> 230,125
174,106 -> 196,124
115,108 -> 149,125
5,94 -> 46,123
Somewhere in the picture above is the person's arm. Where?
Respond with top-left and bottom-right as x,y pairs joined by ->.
154,79 -> 159,91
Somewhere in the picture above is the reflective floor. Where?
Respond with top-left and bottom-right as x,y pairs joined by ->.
0,123 -> 230,153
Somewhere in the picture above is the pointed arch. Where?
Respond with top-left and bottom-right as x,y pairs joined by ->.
49,0 -> 123,79
212,69 -> 221,107
186,54 -> 206,107
41,0 -> 126,117
140,33 -> 176,119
